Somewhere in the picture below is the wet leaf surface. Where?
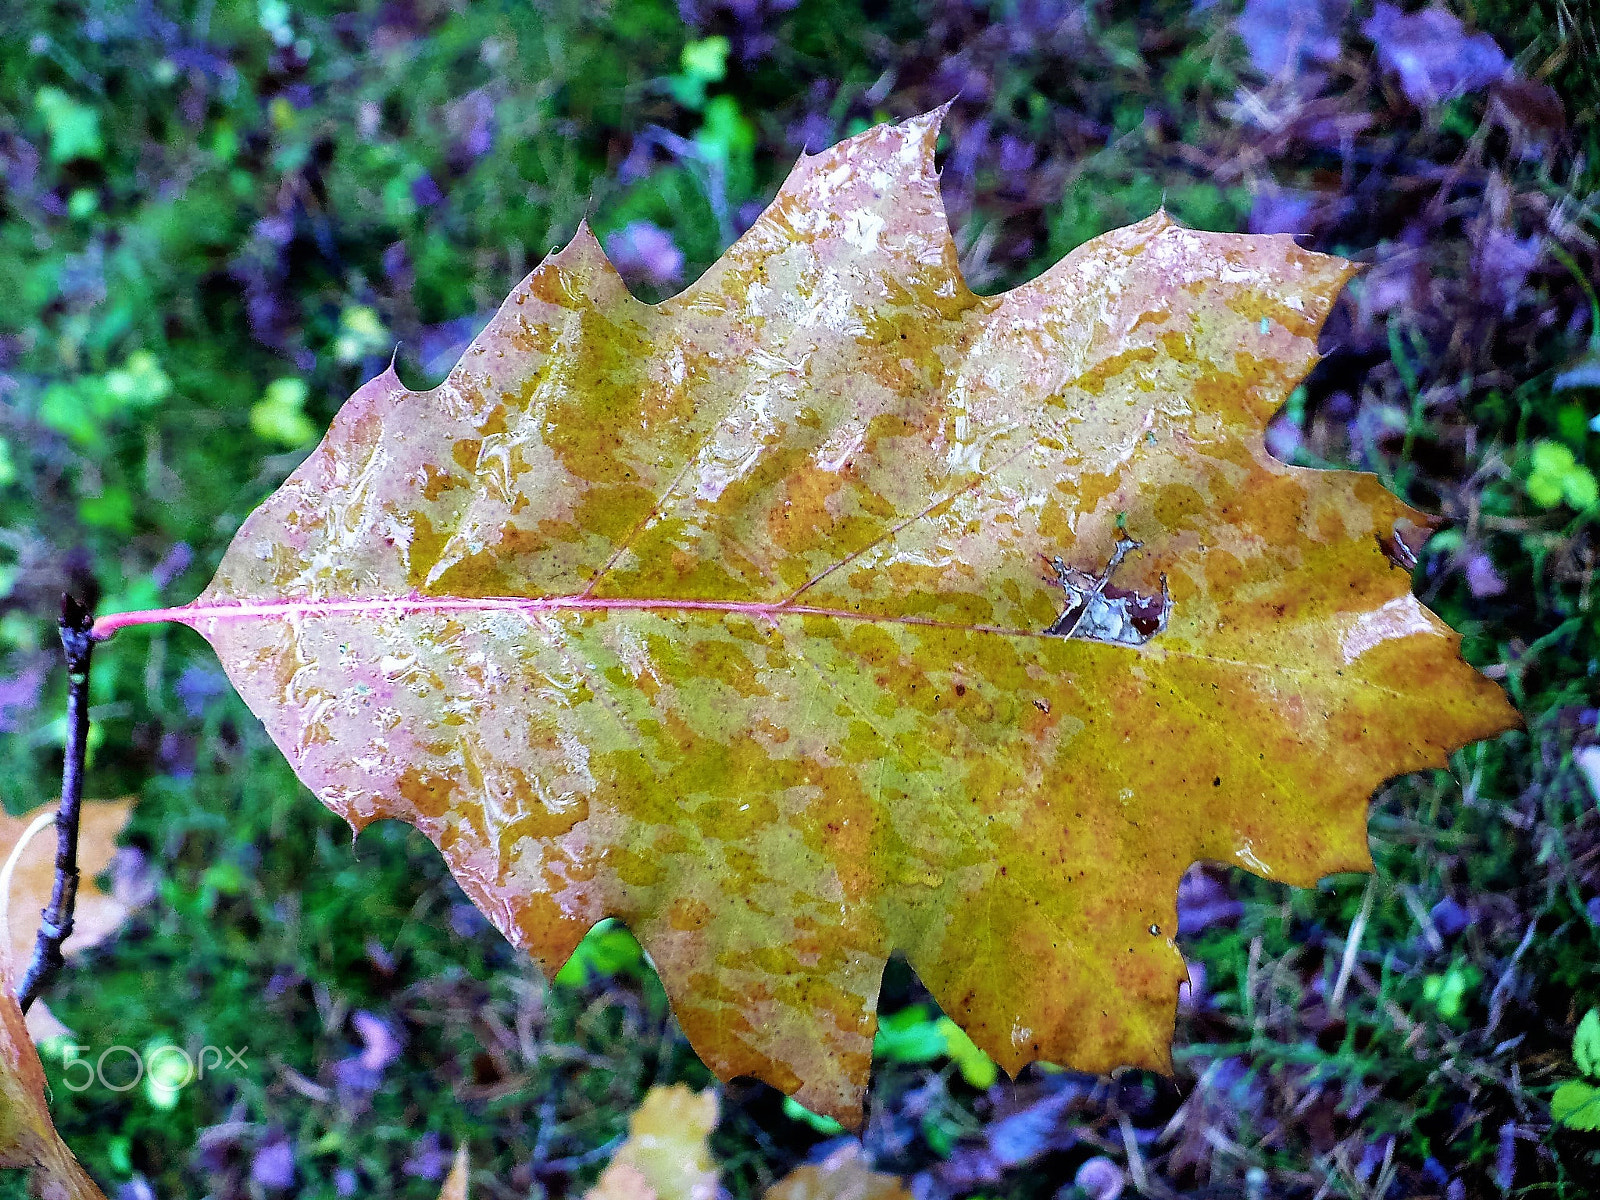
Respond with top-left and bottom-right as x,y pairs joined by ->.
1362,3 -> 1511,107
157,113 -> 1517,1123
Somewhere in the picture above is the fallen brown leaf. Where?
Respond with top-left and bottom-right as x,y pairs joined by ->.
0,799 -> 135,969
0,810 -> 108,1199
766,1145 -> 910,1200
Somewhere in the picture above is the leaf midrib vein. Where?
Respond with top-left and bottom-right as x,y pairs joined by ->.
96,595 -> 1414,697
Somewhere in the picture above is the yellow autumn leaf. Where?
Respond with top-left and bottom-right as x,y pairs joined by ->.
585,1085 -> 720,1200
96,110 -> 1515,1125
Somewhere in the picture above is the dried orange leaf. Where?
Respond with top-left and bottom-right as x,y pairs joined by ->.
1,800 -> 134,972
1,818 -> 108,1199
1,799 -> 135,1043
584,1085 -> 719,1200
142,112 -> 1516,1123
766,1145 -> 909,1200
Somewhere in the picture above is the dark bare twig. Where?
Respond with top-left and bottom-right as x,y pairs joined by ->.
16,592 -> 97,1013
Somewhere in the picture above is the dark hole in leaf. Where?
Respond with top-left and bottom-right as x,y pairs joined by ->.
1043,536 -> 1171,646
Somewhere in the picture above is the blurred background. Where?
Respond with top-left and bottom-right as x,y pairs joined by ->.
1,0 -> 1598,1196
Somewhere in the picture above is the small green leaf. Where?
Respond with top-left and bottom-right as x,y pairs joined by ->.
106,1135 -> 133,1176
873,1005 -> 947,1061
251,377 -> 317,446
144,1037 -> 193,1111
554,918 -> 645,985
680,37 -> 729,84
782,1095 -> 844,1135
1421,962 -> 1480,1023
668,37 -> 729,108
35,87 -> 103,163
67,188 -> 99,220
1574,1009 -> 1600,1078
1526,439 -> 1597,511
1532,440 -> 1576,474
1527,472 -> 1565,508
922,1112 -> 956,1157
936,1017 -> 998,1089
1553,1080 -> 1600,1131
103,351 -> 173,412
39,381 -> 102,446
695,96 -> 755,171
1566,467 -> 1599,510
334,306 -> 390,363
1557,402 -> 1591,447
872,1006 -> 998,1088
78,487 -> 134,533
202,860 -> 246,896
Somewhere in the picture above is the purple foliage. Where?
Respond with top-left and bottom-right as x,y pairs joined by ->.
151,541 -> 193,589
1495,1122 -> 1517,1190
1472,227 -> 1542,317
0,662 -> 43,732
445,89 -> 496,164
1464,553 -> 1508,599
1177,866 -> 1243,938
250,1136 -> 296,1191
175,663 -> 228,718
1430,897 -> 1471,938
606,221 -> 686,292
987,1089 -> 1078,1166
677,0 -> 798,62
411,172 -> 443,209
1249,188 -> 1317,236
1363,4 -> 1510,106
403,1131 -> 450,1181
1075,1155 -> 1127,1200
1237,0 -> 1350,76
335,1009 -> 406,1094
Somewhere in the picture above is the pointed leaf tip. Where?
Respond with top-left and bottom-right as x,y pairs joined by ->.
437,1146 -> 470,1200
